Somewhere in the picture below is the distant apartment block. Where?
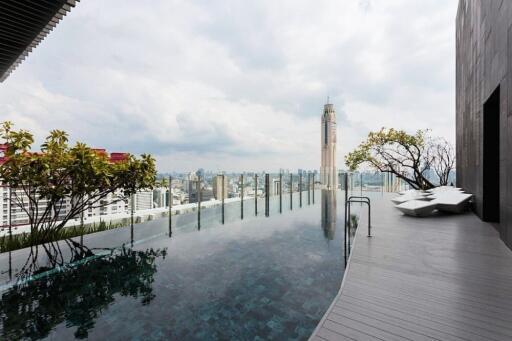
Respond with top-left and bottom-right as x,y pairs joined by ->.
271,178 -> 280,196
153,188 -> 168,208
0,186 -> 69,227
133,190 -> 153,211
212,175 -> 228,200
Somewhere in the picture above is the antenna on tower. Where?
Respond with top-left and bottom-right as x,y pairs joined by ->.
326,96 -> 330,104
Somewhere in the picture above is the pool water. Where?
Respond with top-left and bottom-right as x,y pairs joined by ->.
0,190 -> 353,340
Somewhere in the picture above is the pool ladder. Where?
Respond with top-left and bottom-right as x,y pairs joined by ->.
345,196 -> 372,237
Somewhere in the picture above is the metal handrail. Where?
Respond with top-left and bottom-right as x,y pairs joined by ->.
348,195 -> 370,204
346,196 -> 372,237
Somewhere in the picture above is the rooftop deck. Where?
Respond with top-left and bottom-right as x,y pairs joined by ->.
311,193 -> 512,341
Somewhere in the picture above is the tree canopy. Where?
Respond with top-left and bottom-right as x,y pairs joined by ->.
345,128 -> 455,190
0,121 -> 156,238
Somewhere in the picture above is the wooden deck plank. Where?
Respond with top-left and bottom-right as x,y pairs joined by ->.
345,277 -> 512,321
330,304 -> 467,341
347,266 -> 512,308
340,286 -> 512,339
323,319 -> 388,341
341,282 -> 512,332
328,309 -> 437,341
315,328 -> 356,341
310,193 -> 512,341
336,295 -> 489,341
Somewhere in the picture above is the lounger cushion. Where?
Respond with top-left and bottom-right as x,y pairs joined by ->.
395,200 -> 438,217
426,186 -> 463,193
391,193 -> 433,205
433,193 -> 472,213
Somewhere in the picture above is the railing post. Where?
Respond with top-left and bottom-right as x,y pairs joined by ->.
299,172 -> 302,207
80,196 -> 84,230
130,194 -> 134,246
368,201 -> 371,237
221,174 -> 225,224
168,175 -> 172,236
279,172 -> 282,213
240,174 -> 244,220
8,187 -> 12,246
312,173 -> 315,204
197,178 -> 201,230
289,173 -> 293,210
8,250 -> 12,280
344,173 -> 348,266
130,194 -> 134,228
308,172 -> 311,205
254,174 -> 258,216
265,173 -> 270,217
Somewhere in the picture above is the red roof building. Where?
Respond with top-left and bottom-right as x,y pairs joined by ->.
109,153 -> 129,163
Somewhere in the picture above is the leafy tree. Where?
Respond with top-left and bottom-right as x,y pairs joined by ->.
428,137 -> 456,186
345,128 -> 454,190
0,122 -> 156,240
156,177 -> 168,188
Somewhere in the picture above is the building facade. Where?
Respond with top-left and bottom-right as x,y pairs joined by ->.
133,191 -> 153,211
87,192 -> 126,218
153,187 -> 167,208
271,178 -> 280,196
456,0 -> 512,248
212,175 -> 228,200
320,102 -> 337,189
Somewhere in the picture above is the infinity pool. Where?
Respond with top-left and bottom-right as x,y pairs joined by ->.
0,190 -> 353,340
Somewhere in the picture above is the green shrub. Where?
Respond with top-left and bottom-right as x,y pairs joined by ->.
0,220 -> 126,253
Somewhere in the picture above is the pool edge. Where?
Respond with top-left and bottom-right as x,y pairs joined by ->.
308,207 -> 363,340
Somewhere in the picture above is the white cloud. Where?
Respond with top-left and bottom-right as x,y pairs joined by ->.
0,0 -> 457,172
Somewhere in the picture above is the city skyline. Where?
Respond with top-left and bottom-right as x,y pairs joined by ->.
0,0 -> 457,172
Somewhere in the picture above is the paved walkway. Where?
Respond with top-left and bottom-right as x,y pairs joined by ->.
311,193 -> 512,341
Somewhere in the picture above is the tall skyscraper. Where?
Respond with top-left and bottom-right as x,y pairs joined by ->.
320,101 -> 337,189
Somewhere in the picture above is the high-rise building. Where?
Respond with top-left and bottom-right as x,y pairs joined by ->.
153,187 -> 167,208
133,191 -> 153,211
212,175 -> 228,200
320,101 -> 337,189
266,178 -> 282,196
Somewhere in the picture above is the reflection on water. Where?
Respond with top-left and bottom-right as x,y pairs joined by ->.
0,190 -> 352,340
321,190 -> 337,240
0,241 -> 166,340
348,214 -> 359,240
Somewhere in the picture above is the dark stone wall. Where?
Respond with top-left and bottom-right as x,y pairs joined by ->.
456,0 -> 512,248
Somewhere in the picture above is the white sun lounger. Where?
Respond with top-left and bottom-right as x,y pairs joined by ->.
395,200 -> 438,217
426,186 -> 463,193
394,192 -> 473,216
391,192 -> 433,205
398,189 -> 418,195
432,193 -> 473,213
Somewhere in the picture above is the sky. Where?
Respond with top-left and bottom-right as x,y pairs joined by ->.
0,0 -> 458,173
